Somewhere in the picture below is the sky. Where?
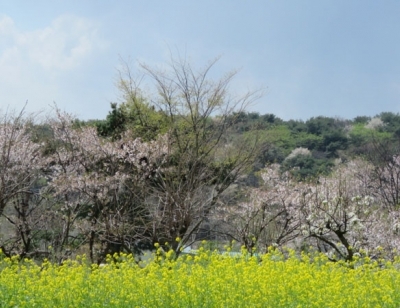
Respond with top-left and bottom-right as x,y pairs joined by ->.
1,1 -> 400,121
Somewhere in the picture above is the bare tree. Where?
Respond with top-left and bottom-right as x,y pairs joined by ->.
366,136 -> 400,210
119,56 -> 262,255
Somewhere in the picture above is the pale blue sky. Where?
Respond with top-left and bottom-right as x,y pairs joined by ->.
1,1 -> 400,120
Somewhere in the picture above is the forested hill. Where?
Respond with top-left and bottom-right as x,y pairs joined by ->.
219,111 -> 398,180
88,105 -> 400,181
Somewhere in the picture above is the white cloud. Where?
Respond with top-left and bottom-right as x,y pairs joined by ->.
0,14 -> 106,72
0,15 -> 15,36
33,16 -> 104,70
0,14 -> 109,116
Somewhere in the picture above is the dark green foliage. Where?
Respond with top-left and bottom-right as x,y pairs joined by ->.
305,116 -> 348,135
322,130 -> 348,157
96,103 -> 127,140
378,112 -> 400,136
281,155 -> 334,180
353,116 -> 371,124
293,132 -> 323,151
227,112 -> 282,133
306,116 -> 337,135
261,113 -> 283,125
257,145 -> 287,166
286,119 -> 307,133
96,99 -> 170,141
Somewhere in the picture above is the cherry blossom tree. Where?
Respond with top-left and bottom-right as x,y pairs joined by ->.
292,159 -> 400,261
46,109 -> 168,262
0,108 -> 63,259
222,158 -> 400,261
0,109 -> 43,216
218,164 -> 300,254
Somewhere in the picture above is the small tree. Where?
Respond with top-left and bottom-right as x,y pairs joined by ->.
219,164 -> 300,254
366,136 -> 400,210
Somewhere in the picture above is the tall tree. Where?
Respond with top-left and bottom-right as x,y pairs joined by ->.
119,56 -> 262,255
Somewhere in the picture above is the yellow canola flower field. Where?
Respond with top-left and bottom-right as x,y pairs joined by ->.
1,247 -> 400,307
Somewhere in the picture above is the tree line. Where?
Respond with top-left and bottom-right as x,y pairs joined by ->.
2,57 -> 400,263
0,58 -> 259,263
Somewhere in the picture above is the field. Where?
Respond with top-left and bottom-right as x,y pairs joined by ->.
1,246 -> 400,307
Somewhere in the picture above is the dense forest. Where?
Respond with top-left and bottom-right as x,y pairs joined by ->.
2,58 -> 400,264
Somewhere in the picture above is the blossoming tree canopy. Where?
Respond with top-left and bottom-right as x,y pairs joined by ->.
0,110 -> 43,216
